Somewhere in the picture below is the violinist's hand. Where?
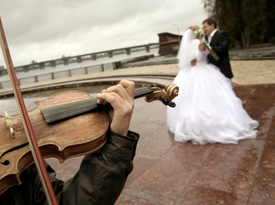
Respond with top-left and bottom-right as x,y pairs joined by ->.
96,80 -> 135,136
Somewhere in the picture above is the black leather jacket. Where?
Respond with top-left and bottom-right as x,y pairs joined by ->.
0,131 -> 139,205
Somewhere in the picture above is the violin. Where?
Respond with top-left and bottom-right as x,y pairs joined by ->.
0,16 -> 179,204
0,83 -> 178,196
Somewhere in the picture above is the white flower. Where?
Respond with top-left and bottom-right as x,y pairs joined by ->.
194,28 -> 205,39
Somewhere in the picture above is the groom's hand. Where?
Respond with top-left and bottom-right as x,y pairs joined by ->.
191,59 -> 196,66
199,44 -> 206,51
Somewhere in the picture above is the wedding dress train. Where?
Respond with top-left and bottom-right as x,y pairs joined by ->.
167,29 -> 258,145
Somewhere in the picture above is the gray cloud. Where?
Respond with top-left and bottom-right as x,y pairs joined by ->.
0,0 -> 207,66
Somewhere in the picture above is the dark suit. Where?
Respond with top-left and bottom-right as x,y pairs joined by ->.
208,30 -> 233,79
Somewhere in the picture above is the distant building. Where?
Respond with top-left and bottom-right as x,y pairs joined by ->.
0,65 -> 5,70
158,32 -> 182,55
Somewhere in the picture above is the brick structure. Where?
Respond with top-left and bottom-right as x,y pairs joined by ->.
158,32 -> 182,55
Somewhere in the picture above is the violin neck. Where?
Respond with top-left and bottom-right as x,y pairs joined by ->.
41,86 -> 154,124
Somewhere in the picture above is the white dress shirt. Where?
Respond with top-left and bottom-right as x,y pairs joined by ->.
203,29 -> 217,54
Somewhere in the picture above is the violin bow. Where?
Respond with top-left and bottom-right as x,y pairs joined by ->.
0,17 -> 58,205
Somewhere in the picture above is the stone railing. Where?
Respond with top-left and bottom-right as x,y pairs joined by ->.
0,62 -> 117,89
0,43 -> 159,76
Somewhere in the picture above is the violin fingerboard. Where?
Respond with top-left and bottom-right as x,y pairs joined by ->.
40,98 -> 101,123
40,86 -> 153,124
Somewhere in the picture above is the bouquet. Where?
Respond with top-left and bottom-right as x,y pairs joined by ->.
194,28 -> 205,39
194,28 -> 220,61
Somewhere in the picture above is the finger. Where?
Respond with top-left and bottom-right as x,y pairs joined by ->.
97,92 -> 133,116
98,92 -> 133,136
106,83 -> 134,107
119,80 -> 135,99
106,84 -> 131,104
97,80 -> 135,107
96,89 -> 107,104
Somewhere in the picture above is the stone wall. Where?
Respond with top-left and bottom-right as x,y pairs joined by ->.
229,45 -> 275,60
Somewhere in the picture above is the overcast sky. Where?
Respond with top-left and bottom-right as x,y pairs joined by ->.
0,0 -> 207,67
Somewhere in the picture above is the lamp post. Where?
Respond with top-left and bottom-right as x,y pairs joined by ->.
173,24 -> 180,49
173,24 -> 179,36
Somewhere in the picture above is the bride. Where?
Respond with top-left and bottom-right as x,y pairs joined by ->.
167,26 -> 258,145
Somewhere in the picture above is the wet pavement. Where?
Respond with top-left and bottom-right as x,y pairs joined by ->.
43,82 -> 275,205
1,56 -> 275,204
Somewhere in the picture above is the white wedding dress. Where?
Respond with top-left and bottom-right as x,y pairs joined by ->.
167,29 -> 258,145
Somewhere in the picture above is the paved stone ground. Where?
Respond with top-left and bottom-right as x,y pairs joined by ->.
1,59 -> 275,96
2,58 -> 275,204
42,70 -> 275,204
114,84 -> 275,205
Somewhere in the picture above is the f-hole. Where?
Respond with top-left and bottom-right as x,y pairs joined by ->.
1,160 -> 10,165
0,142 -> 29,166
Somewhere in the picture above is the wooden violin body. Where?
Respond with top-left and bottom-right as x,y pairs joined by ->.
0,90 -> 109,195
0,83 -> 179,196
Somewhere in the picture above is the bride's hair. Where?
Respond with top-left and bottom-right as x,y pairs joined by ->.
187,25 -> 200,31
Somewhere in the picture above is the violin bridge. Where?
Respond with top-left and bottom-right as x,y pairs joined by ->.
4,111 -> 15,139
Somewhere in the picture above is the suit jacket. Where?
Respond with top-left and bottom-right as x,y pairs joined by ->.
208,30 -> 233,79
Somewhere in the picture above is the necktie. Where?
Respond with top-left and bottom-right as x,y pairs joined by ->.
208,35 -> 212,44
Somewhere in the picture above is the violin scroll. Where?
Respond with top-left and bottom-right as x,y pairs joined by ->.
145,84 -> 179,107
165,83 -> 179,99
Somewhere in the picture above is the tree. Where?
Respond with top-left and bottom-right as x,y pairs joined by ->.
261,0 -> 275,43
202,0 -> 274,48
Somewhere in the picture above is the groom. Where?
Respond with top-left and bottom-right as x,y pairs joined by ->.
199,17 -> 234,79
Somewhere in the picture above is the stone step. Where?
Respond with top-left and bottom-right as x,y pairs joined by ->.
229,46 -> 275,60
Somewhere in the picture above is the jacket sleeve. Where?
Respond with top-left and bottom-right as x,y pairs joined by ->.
0,131 -> 139,205
211,31 -> 230,56
56,130 -> 139,205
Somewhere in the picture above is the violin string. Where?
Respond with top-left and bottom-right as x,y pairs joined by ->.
0,95 -> 95,115
0,96 -> 108,130
0,125 -> 22,137
0,117 -> 51,138
29,99 -> 98,121
30,102 -> 100,126
3,110 -> 51,126
29,86 -> 149,120
0,117 -> 43,131
0,102 -> 105,137
0,98 -> 100,128
0,87 -> 152,127
0,95 -> 96,122
0,86 -> 150,120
